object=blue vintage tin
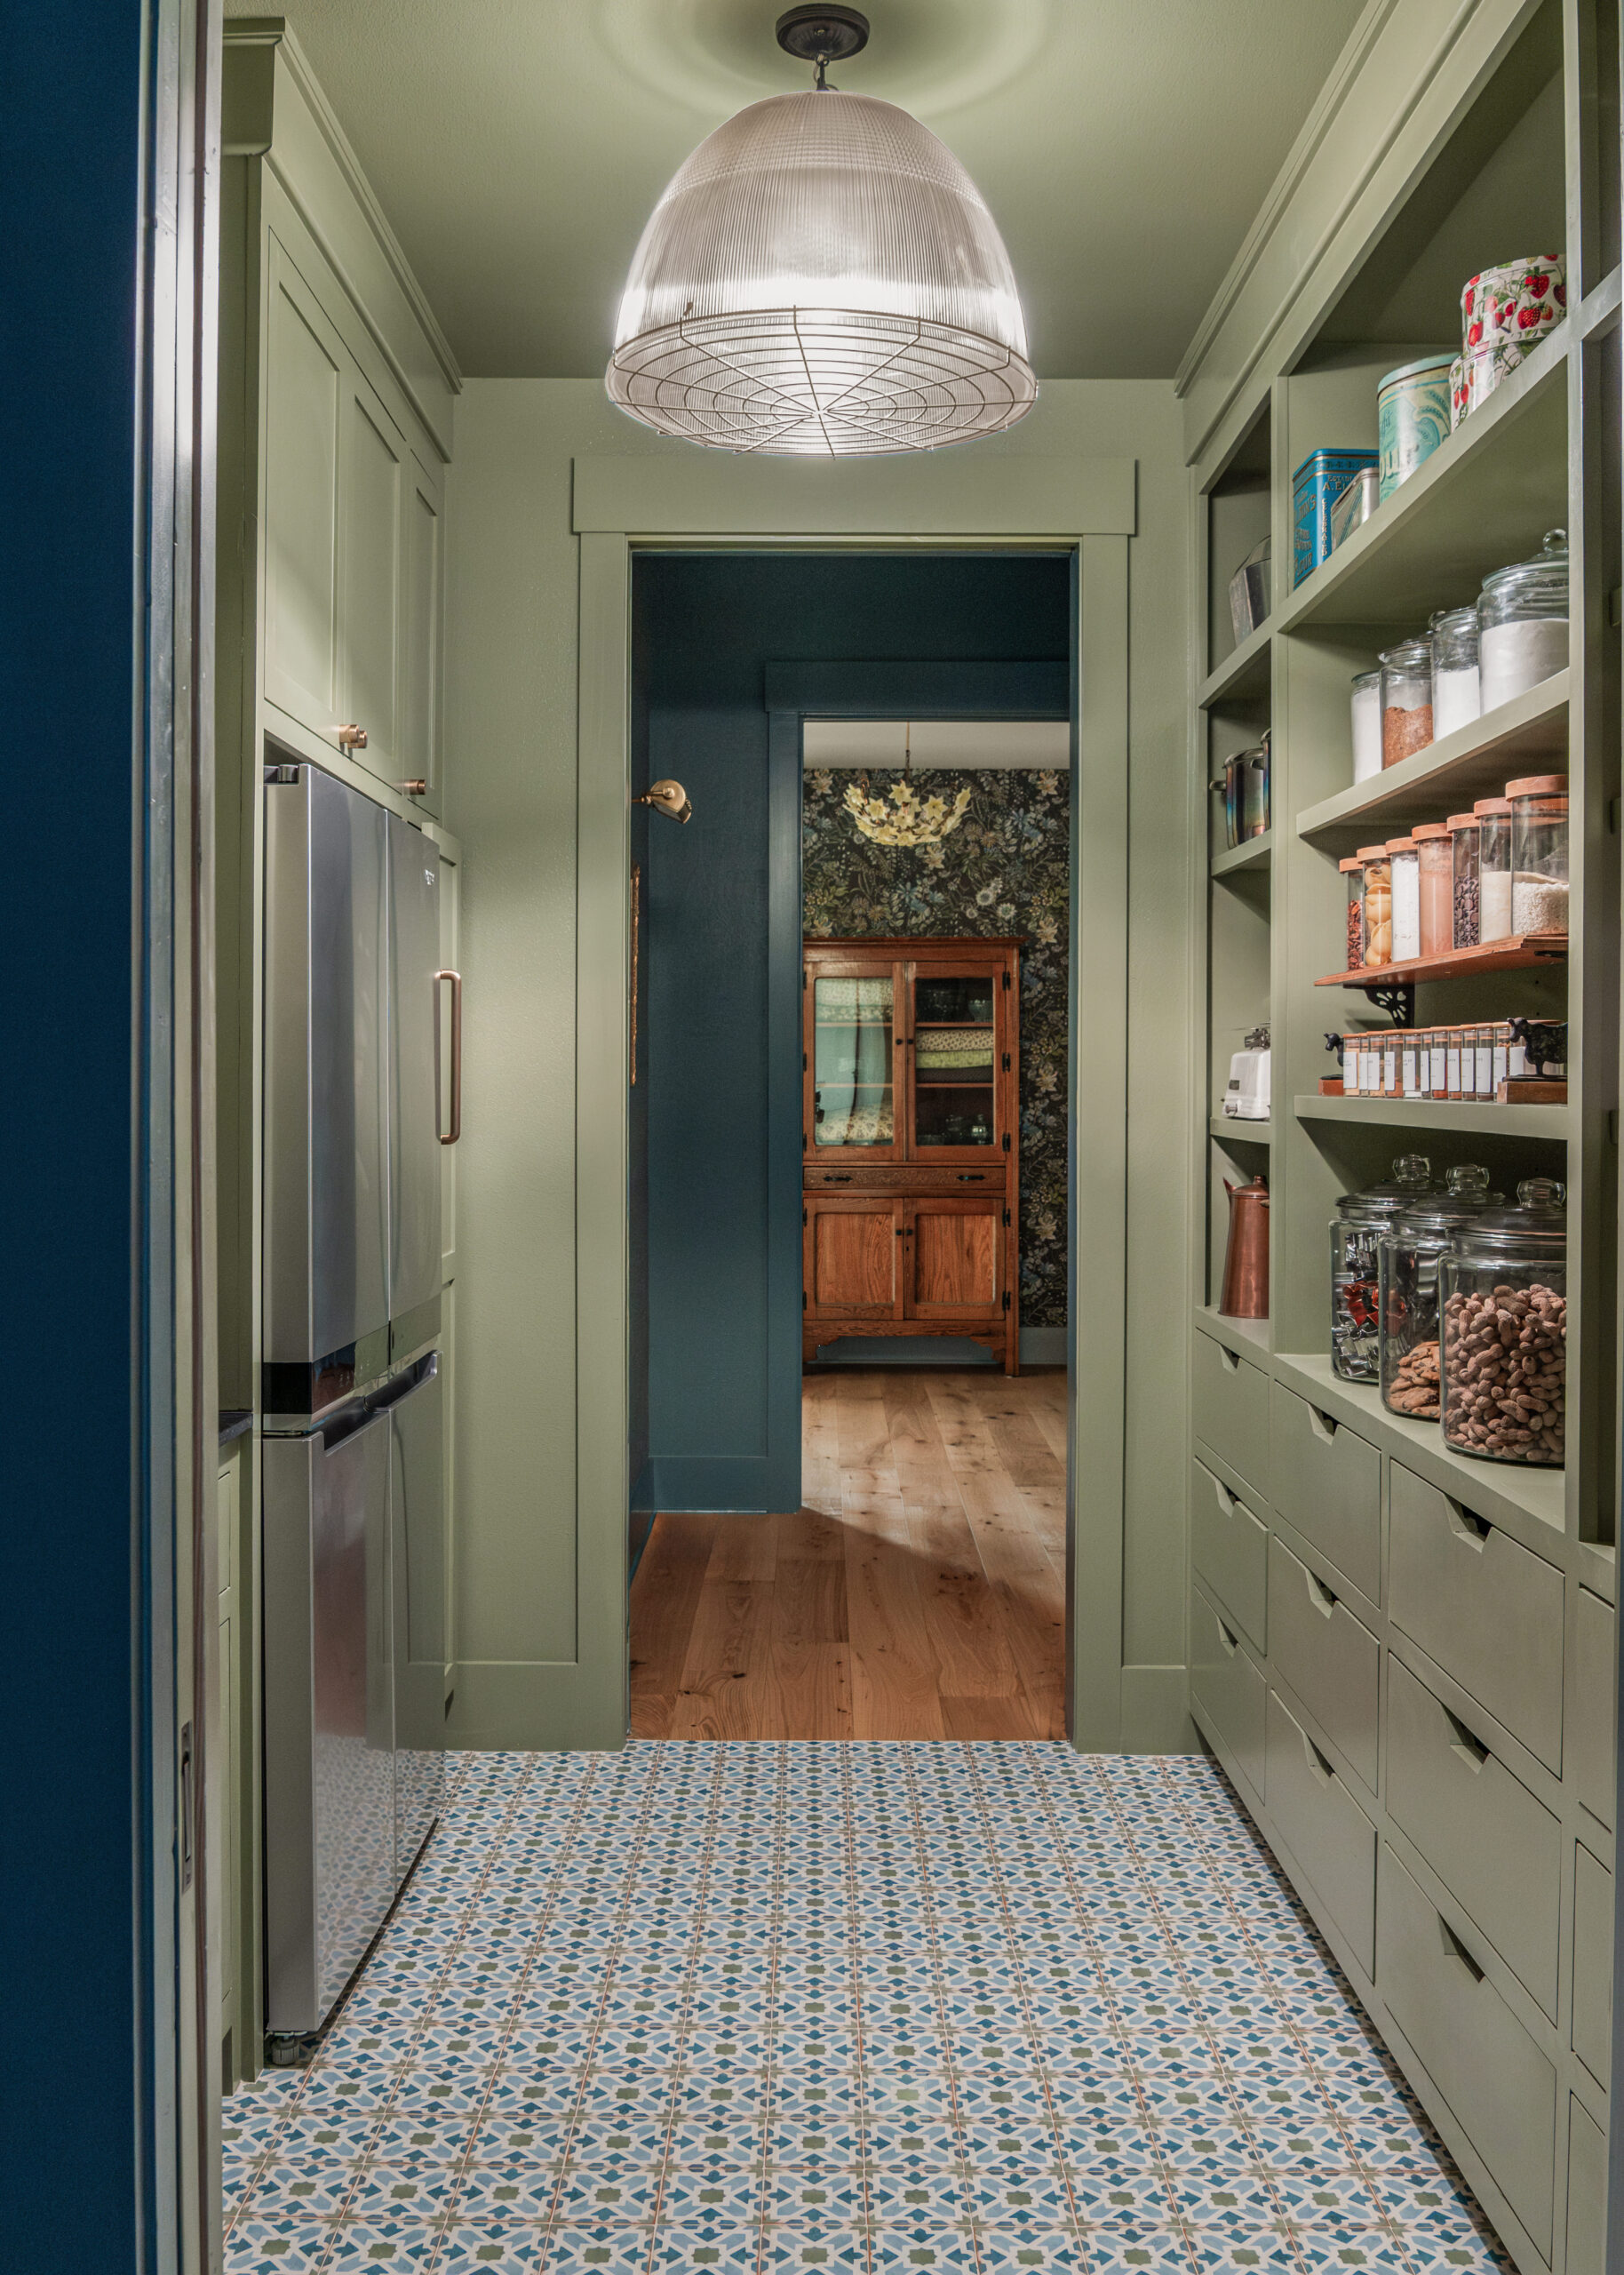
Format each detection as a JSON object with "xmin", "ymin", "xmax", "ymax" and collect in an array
[
  {"xmin": 1292, "ymin": 448, "xmax": 1378, "ymax": 587},
  {"xmin": 1377, "ymin": 355, "xmax": 1454, "ymax": 499}
]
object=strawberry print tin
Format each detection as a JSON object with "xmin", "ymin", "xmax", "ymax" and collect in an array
[{"xmin": 1461, "ymin": 256, "xmax": 1565, "ymax": 355}]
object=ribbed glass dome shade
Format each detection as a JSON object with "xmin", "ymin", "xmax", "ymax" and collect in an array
[{"xmin": 607, "ymin": 91, "xmax": 1036, "ymax": 457}]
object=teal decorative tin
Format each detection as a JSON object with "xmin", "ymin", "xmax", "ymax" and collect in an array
[
  {"xmin": 1292, "ymin": 449, "xmax": 1378, "ymax": 587},
  {"xmin": 1377, "ymin": 355, "xmax": 1453, "ymax": 499}
]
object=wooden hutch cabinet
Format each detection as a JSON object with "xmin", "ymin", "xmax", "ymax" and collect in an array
[{"xmin": 802, "ymin": 937, "xmax": 1021, "ymax": 1373}]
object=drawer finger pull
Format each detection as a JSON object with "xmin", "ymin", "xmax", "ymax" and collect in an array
[
  {"xmin": 1303, "ymin": 1569, "xmax": 1338, "ymax": 1619},
  {"xmin": 1301, "ymin": 1729, "xmax": 1335, "ymax": 1788},
  {"xmin": 1442, "ymin": 1704, "xmax": 1489, "ymax": 1772},
  {"xmin": 1437, "ymin": 1913, "xmax": 1486, "ymax": 1984},
  {"xmin": 1211, "ymin": 1474, "xmax": 1236, "ymax": 1517},
  {"xmin": 1307, "ymin": 1405, "xmax": 1340, "ymax": 1444},
  {"xmin": 1444, "ymin": 1500, "xmax": 1491, "ymax": 1551},
  {"xmin": 1216, "ymin": 1618, "xmax": 1240, "ymax": 1658},
  {"xmin": 1218, "ymin": 1347, "xmax": 1241, "ymax": 1376}
]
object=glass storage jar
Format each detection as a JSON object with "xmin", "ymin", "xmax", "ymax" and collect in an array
[
  {"xmin": 1379, "ymin": 1166, "xmax": 1496, "ymax": 1419},
  {"xmin": 1508, "ymin": 773, "xmax": 1570, "ymax": 934},
  {"xmin": 1341, "ymin": 856, "xmax": 1365, "ymax": 969},
  {"xmin": 1449, "ymin": 811, "xmax": 1480, "ymax": 947},
  {"xmin": 1430, "ymin": 605, "xmax": 1482, "ymax": 738},
  {"xmin": 1413, "ymin": 823, "xmax": 1452, "ymax": 958},
  {"xmin": 1439, "ymin": 1178, "xmax": 1567, "ymax": 1465},
  {"xmin": 1388, "ymin": 836, "xmax": 1421, "ymax": 962},
  {"xmin": 1475, "ymin": 796, "xmax": 1513, "ymax": 940},
  {"xmin": 1380, "ymin": 636, "xmax": 1435, "ymax": 766},
  {"xmin": 1350, "ymin": 668, "xmax": 1382, "ymax": 782},
  {"xmin": 1359, "ymin": 843, "xmax": 1392, "ymax": 966},
  {"xmin": 1330, "ymin": 1153, "xmax": 1435, "ymax": 1382},
  {"xmin": 1478, "ymin": 531, "xmax": 1568, "ymax": 710}
]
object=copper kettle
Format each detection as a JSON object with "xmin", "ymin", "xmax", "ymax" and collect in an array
[{"xmin": 1220, "ymin": 1174, "xmax": 1270, "ymax": 1319}]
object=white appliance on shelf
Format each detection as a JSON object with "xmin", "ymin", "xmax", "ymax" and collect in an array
[{"xmin": 1223, "ymin": 1026, "xmax": 1271, "ymax": 1122}]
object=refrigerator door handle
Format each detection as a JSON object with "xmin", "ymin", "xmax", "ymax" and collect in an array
[{"xmin": 435, "ymin": 970, "xmax": 462, "ymax": 1145}]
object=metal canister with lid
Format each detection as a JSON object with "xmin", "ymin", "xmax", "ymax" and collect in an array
[
  {"xmin": 1330, "ymin": 1153, "xmax": 1435, "ymax": 1382},
  {"xmin": 1378, "ymin": 1166, "xmax": 1496, "ymax": 1419},
  {"xmin": 1439, "ymin": 1179, "xmax": 1567, "ymax": 1465}
]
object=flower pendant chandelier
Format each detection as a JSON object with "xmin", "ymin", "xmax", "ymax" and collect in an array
[
  {"xmin": 606, "ymin": 7, "xmax": 1036, "ymax": 458},
  {"xmin": 844, "ymin": 724, "xmax": 972, "ymax": 848}
]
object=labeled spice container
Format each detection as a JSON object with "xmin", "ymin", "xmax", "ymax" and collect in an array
[
  {"xmin": 1382, "ymin": 1031, "xmax": 1401, "ymax": 1097},
  {"xmin": 1380, "ymin": 636, "xmax": 1434, "ymax": 766},
  {"xmin": 1508, "ymin": 774, "xmax": 1570, "ymax": 934},
  {"xmin": 1448, "ymin": 811, "xmax": 1480, "ymax": 947},
  {"xmin": 1478, "ymin": 530, "xmax": 1569, "ymax": 710},
  {"xmin": 1413, "ymin": 823, "xmax": 1452, "ymax": 958},
  {"xmin": 1475, "ymin": 796, "xmax": 1513, "ymax": 940},
  {"xmin": 1446, "ymin": 1024, "xmax": 1465, "ymax": 1099},
  {"xmin": 1389, "ymin": 836, "xmax": 1421, "ymax": 962},
  {"xmin": 1331, "ymin": 1154, "xmax": 1435, "ymax": 1382},
  {"xmin": 1341, "ymin": 856, "xmax": 1365, "ymax": 969},
  {"xmin": 1359, "ymin": 843, "xmax": 1392, "ymax": 965},
  {"xmin": 1379, "ymin": 1165, "xmax": 1496, "ymax": 1419},
  {"xmin": 1439, "ymin": 1178, "xmax": 1567, "ymax": 1465},
  {"xmin": 1430, "ymin": 605, "xmax": 1482, "ymax": 738},
  {"xmin": 1427, "ymin": 1026, "xmax": 1447, "ymax": 1098},
  {"xmin": 1491, "ymin": 1018, "xmax": 1511, "ymax": 1092},
  {"xmin": 1350, "ymin": 668, "xmax": 1382, "ymax": 782},
  {"xmin": 1401, "ymin": 1031, "xmax": 1421, "ymax": 1098}
]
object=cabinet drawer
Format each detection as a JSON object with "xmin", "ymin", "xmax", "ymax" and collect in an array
[
  {"xmin": 1268, "ymin": 1537, "xmax": 1379, "ymax": 1792},
  {"xmin": 1386, "ymin": 1656, "xmax": 1560, "ymax": 2018},
  {"xmin": 804, "ymin": 1164, "xmax": 1006, "ymax": 1194},
  {"xmin": 1190, "ymin": 1458, "xmax": 1267, "ymax": 1651},
  {"xmin": 217, "ymin": 1458, "xmax": 238, "ymax": 1600},
  {"xmin": 1190, "ymin": 1583, "xmax": 1264, "ymax": 1796},
  {"xmin": 1269, "ymin": 1385, "xmax": 1380, "ymax": 1601},
  {"xmin": 1192, "ymin": 1330, "xmax": 1269, "ymax": 1496},
  {"xmin": 1572, "ymin": 1845, "xmax": 1612, "ymax": 2091},
  {"xmin": 1389, "ymin": 1463, "xmax": 1564, "ymax": 1772},
  {"xmin": 1377, "ymin": 1845, "xmax": 1556, "ymax": 2254},
  {"xmin": 1265, "ymin": 1689, "xmax": 1375, "ymax": 1976},
  {"xmin": 1567, "ymin": 2095, "xmax": 1607, "ymax": 2275},
  {"xmin": 1572, "ymin": 1589, "xmax": 1614, "ymax": 1829}
]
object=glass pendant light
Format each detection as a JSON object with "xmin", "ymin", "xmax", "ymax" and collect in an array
[{"xmin": 606, "ymin": 7, "xmax": 1036, "ymax": 458}]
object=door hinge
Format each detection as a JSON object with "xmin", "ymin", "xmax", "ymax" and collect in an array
[
  {"xmin": 802, "ymin": 1291, "xmax": 808, "ymax": 1310},
  {"xmin": 1002, "ymin": 1208, "xmax": 1011, "ymax": 1226},
  {"xmin": 1002, "ymin": 1132, "xmax": 1011, "ymax": 1152},
  {"xmin": 1002, "ymin": 1052, "xmax": 1011, "ymax": 1070},
  {"xmin": 802, "ymin": 1206, "xmax": 808, "ymax": 1226},
  {"xmin": 1002, "ymin": 1290, "xmax": 1011, "ymax": 1311}
]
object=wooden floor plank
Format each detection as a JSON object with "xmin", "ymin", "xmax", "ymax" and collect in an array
[{"xmin": 628, "ymin": 1513, "xmax": 718, "ymax": 1738}]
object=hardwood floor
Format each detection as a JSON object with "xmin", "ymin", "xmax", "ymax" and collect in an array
[{"xmin": 629, "ymin": 1369, "xmax": 1068, "ymax": 1742}]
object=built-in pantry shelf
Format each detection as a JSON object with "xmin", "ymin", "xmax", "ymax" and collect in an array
[
  {"xmin": 1198, "ymin": 623, "xmax": 1270, "ymax": 710},
  {"xmin": 1211, "ymin": 830, "xmax": 1271, "ymax": 879},
  {"xmin": 1209, "ymin": 1115, "xmax": 1271, "ymax": 1142},
  {"xmin": 1315, "ymin": 933, "xmax": 1567, "ymax": 988},
  {"xmin": 1295, "ymin": 675, "xmax": 1569, "ymax": 847},
  {"xmin": 1294, "ymin": 1091, "xmax": 1569, "ymax": 1138},
  {"xmin": 1192, "ymin": 1303, "xmax": 1269, "ymax": 1359}
]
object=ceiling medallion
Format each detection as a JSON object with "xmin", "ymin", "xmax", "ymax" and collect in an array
[
  {"xmin": 605, "ymin": 6, "xmax": 1036, "ymax": 458},
  {"xmin": 844, "ymin": 724, "xmax": 972, "ymax": 847}
]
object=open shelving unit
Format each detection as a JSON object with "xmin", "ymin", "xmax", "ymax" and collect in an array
[{"xmin": 1184, "ymin": 8, "xmax": 1620, "ymax": 2273}]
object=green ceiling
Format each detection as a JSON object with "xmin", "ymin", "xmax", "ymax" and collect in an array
[{"xmin": 228, "ymin": 0, "xmax": 1366, "ymax": 379}]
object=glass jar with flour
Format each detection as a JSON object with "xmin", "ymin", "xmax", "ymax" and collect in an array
[
  {"xmin": 1475, "ymin": 796, "xmax": 1513, "ymax": 941},
  {"xmin": 1429, "ymin": 606, "xmax": 1481, "ymax": 738},
  {"xmin": 1478, "ymin": 531, "xmax": 1568, "ymax": 710}
]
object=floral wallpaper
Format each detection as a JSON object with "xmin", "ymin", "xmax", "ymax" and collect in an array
[{"xmin": 803, "ymin": 766, "xmax": 1070, "ymax": 1328}]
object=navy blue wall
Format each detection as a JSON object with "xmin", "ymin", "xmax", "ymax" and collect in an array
[
  {"xmin": 634, "ymin": 552, "xmax": 1071, "ymax": 1514},
  {"xmin": 3, "ymin": 5, "xmax": 151, "ymax": 2268}
]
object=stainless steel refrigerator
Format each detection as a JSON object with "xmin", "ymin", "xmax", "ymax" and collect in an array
[{"xmin": 260, "ymin": 762, "xmax": 456, "ymax": 2041}]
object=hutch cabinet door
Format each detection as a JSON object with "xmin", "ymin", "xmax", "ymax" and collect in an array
[
  {"xmin": 263, "ymin": 235, "xmax": 344, "ymax": 746},
  {"xmin": 398, "ymin": 446, "xmax": 444, "ymax": 814},
  {"xmin": 804, "ymin": 955, "xmax": 906, "ymax": 1164},
  {"xmin": 904, "ymin": 958, "xmax": 1014, "ymax": 1164},
  {"xmin": 804, "ymin": 1193, "xmax": 904, "ymax": 1321},
  {"xmin": 904, "ymin": 1196, "xmax": 1004, "ymax": 1321},
  {"xmin": 337, "ymin": 361, "xmax": 406, "ymax": 785}
]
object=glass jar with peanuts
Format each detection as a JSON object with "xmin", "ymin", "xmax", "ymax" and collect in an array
[{"xmin": 1439, "ymin": 1178, "xmax": 1567, "ymax": 1466}]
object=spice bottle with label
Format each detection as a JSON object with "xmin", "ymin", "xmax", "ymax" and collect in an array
[
  {"xmin": 1379, "ymin": 636, "xmax": 1435, "ymax": 766},
  {"xmin": 1449, "ymin": 810, "xmax": 1480, "ymax": 947},
  {"xmin": 1508, "ymin": 774, "xmax": 1570, "ymax": 935},
  {"xmin": 1413, "ymin": 822, "xmax": 1452, "ymax": 958},
  {"xmin": 1341, "ymin": 856, "xmax": 1365, "ymax": 969},
  {"xmin": 1359, "ymin": 843, "xmax": 1392, "ymax": 965},
  {"xmin": 1388, "ymin": 836, "xmax": 1421, "ymax": 962},
  {"xmin": 1475, "ymin": 796, "xmax": 1513, "ymax": 940}
]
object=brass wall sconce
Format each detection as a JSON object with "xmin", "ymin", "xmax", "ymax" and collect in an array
[{"xmin": 635, "ymin": 778, "xmax": 693, "ymax": 824}]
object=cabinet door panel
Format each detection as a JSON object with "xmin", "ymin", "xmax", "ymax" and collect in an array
[
  {"xmin": 264, "ymin": 239, "xmax": 343, "ymax": 738},
  {"xmin": 906, "ymin": 960, "xmax": 1006, "ymax": 1161},
  {"xmin": 908, "ymin": 1199, "xmax": 1000, "ymax": 1317},
  {"xmin": 805, "ymin": 958, "xmax": 904, "ymax": 1163},
  {"xmin": 805, "ymin": 1197, "xmax": 900, "ymax": 1317},
  {"xmin": 400, "ymin": 452, "xmax": 443, "ymax": 810},
  {"xmin": 339, "ymin": 368, "xmax": 404, "ymax": 778}
]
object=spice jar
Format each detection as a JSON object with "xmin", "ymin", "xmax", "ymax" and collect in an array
[
  {"xmin": 1380, "ymin": 636, "xmax": 1434, "ymax": 766},
  {"xmin": 1430, "ymin": 605, "xmax": 1482, "ymax": 738},
  {"xmin": 1401, "ymin": 1030, "xmax": 1421, "ymax": 1098},
  {"xmin": 1448, "ymin": 811, "xmax": 1480, "ymax": 947},
  {"xmin": 1439, "ymin": 1179, "xmax": 1567, "ymax": 1466},
  {"xmin": 1475, "ymin": 796, "xmax": 1513, "ymax": 941},
  {"xmin": 1359, "ymin": 843, "xmax": 1392, "ymax": 965},
  {"xmin": 1478, "ymin": 531, "xmax": 1568, "ymax": 710},
  {"xmin": 1379, "ymin": 1165, "xmax": 1496, "ymax": 1419},
  {"xmin": 1412, "ymin": 823, "xmax": 1452, "ymax": 959},
  {"xmin": 1388, "ymin": 836, "xmax": 1421, "ymax": 962},
  {"xmin": 1509, "ymin": 774, "xmax": 1570, "ymax": 934},
  {"xmin": 1341, "ymin": 856, "xmax": 1365, "ymax": 970},
  {"xmin": 1445, "ymin": 1024, "xmax": 1465, "ymax": 1099},
  {"xmin": 1427, "ymin": 1026, "xmax": 1447, "ymax": 1098},
  {"xmin": 1331, "ymin": 1154, "xmax": 1436, "ymax": 1382},
  {"xmin": 1350, "ymin": 668, "xmax": 1382, "ymax": 782}
]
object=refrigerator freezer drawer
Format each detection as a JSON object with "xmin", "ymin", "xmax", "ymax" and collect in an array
[{"xmin": 263, "ymin": 1407, "xmax": 396, "ymax": 2035}]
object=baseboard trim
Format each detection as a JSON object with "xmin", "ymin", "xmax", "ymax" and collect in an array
[{"xmin": 806, "ymin": 1327, "xmax": 1068, "ymax": 1369}]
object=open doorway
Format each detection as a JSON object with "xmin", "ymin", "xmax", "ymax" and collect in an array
[{"xmin": 626, "ymin": 552, "xmax": 1073, "ymax": 1741}]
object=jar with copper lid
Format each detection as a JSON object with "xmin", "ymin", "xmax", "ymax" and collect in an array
[
  {"xmin": 1388, "ymin": 835, "xmax": 1421, "ymax": 962},
  {"xmin": 1508, "ymin": 774, "xmax": 1569, "ymax": 934},
  {"xmin": 1379, "ymin": 636, "xmax": 1434, "ymax": 766},
  {"xmin": 1359, "ymin": 844, "xmax": 1392, "ymax": 965},
  {"xmin": 1448, "ymin": 811, "xmax": 1480, "ymax": 947},
  {"xmin": 1475, "ymin": 796, "xmax": 1513, "ymax": 940},
  {"xmin": 1413, "ymin": 823, "xmax": 1452, "ymax": 957},
  {"xmin": 1341, "ymin": 855, "xmax": 1365, "ymax": 969}
]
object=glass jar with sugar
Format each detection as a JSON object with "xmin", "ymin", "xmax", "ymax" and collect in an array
[
  {"xmin": 1478, "ymin": 531, "xmax": 1568, "ymax": 710},
  {"xmin": 1508, "ymin": 774, "xmax": 1569, "ymax": 934},
  {"xmin": 1429, "ymin": 605, "xmax": 1481, "ymax": 738},
  {"xmin": 1474, "ymin": 796, "xmax": 1513, "ymax": 940}
]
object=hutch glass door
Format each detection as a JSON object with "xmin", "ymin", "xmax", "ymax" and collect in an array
[
  {"xmin": 810, "ymin": 967, "xmax": 902, "ymax": 1159},
  {"xmin": 907, "ymin": 966, "xmax": 1000, "ymax": 1159}
]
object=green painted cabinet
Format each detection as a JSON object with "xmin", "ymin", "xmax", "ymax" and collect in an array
[{"xmin": 263, "ymin": 238, "xmax": 343, "ymax": 739}]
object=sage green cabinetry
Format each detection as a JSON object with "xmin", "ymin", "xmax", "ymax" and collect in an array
[
  {"xmin": 1189, "ymin": 1582, "xmax": 1265, "ymax": 1796},
  {"xmin": 1264, "ymin": 1688, "xmax": 1375, "ymax": 1975},
  {"xmin": 1571, "ymin": 1845, "xmax": 1612, "ymax": 2093},
  {"xmin": 1269, "ymin": 1385, "xmax": 1379, "ymax": 1601},
  {"xmin": 1571, "ymin": 1591, "xmax": 1615, "ymax": 1829},
  {"xmin": 1190, "ymin": 1457, "xmax": 1267, "ymax": 1651},
  {"xmin": 1191, "ymin": 1329, "xmax": 1268, "ymax": 1493},
  {"xmin": 1267, "ymin": 1536, "xmax": 1379, "ymax": 1792},
  {"xmin": 215, "ymin": 1449, "xmax": 242, "ymax": 2078},
  {"xmin": 1565, "ymin": 2098, "xmax": 1606, "ymax": 2275}
]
